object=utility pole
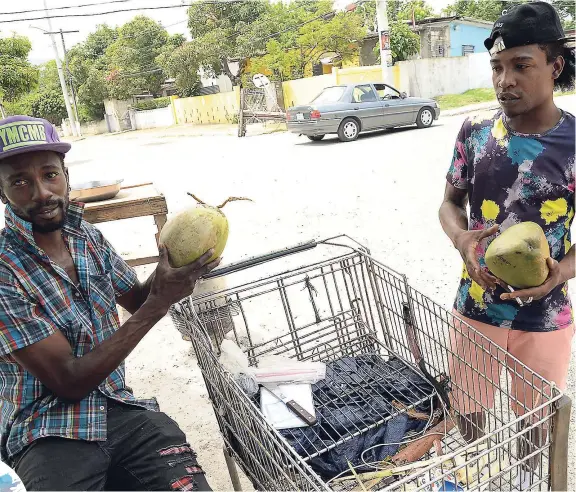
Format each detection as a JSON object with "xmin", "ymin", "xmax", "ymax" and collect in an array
[
  {"xmin": 376, "ymin": 0, "xmax": 392, "ymax": 82},
  {"xmin": 42, "ymin": 0, "xmax": 78, "ymax": 136},
  {"xmin": 58, "ymin": 29, "xmax": 81, "ymax": 136}
]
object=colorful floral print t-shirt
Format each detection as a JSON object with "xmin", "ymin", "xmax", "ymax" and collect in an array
[{"xmin": 447, "ymin": 110, "xmax": 575, "ymax": 332}]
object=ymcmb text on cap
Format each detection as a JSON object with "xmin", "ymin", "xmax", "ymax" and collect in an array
[{"xmin": 0, "ymin": 115, "xmax": 71, "ymax": 162}]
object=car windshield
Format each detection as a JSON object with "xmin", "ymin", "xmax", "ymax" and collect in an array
[{"xmin": 311, "ymin": 86, "xmax": 346, "ymax": 104}]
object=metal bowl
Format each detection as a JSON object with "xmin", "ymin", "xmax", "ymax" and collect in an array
[{"xmin": 70, "ymin": 179, "xmax": 124, "ymax": 203}]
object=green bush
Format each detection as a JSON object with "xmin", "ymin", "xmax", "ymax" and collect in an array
[
  {"xmin": 30, "ymin": 90, "xmax": 67, "ymax": 125},
  {"xmin": 132, "ymin": 97, "xmax": 171, "ymax": 111},
  {"xmin": 3, "ymin": 93, "xmax": 35, "ymax": 116}
]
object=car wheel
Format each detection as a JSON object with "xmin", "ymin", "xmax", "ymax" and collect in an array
[
  {"xmin": 416, "ymin": 107, "xmax": 434, "ymax": 128},
  {"xmin": 338, "ymin": 118, "xmax": 360, "ymax": 142},
  {"xmin": 307, "ymin": 135, "xmax": 325, "ymax": 141}
]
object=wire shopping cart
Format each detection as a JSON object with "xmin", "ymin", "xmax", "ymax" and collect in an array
[{"xmin": 170, "ymin": 236, "xmax": 571, "ymax": 492}]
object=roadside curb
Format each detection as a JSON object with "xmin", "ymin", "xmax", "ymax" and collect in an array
[
  {"xmin": 442, "ymin": 102, "xmax": 499, "ymax": 117},
  {"xmin": 61, "ymin": 136, "xmax": 87, "ymax": 143}
]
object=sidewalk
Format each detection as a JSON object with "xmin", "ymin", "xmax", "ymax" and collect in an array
[
  {"xmin": 68, "ymin": 97, "xmax": 572, "ymax": 142},
  {"xmin": 123, "ymin": 121, "xmax": 286, "ymax": 139},
  {"xmin": 62, "ymin": 104, "xmax": 497, "ymax": 144},
  {"xmin": 60, "ymin": 135, "xmax": 87, "ymax": 143},
  {"xmin": 139, "ymin": 123, "xmax": 238, "ymax": 138},
  {"xmin": 132, "ymin": 104, "xmax": 495, "ymax": 139},
  {"xmin": 439, "ymin": 90, "xmax": 574, "ymax": 117}
]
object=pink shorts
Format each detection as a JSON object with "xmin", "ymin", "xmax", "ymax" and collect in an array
[{"xmin": 448, "ymin": 310, "xmax": 575, "ymax": 417}]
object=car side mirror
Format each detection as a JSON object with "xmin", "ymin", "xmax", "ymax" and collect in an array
[{"xmin": 401, "ymin": 92, "xmax": 407, "ymax": 99}]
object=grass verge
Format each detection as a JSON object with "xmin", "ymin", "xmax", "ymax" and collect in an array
[
  {"xmin": 434, "ymin": 89, "xmax": 495, "ymax": 110},
  {"xmin": 435, "ymin": 87, "xmax": 574, "ymax": 110}
]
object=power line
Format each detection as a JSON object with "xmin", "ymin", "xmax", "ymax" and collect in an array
[
  {"xmin": 0, "ymin": 0, "xmax": 129, "ymax": 16},
  {"xmin": 1, "ymin": 4, "xmax": 189, "ymax": 24},
  {"xmin": 250, "ymin": 11, "xmax": 336, "ymax": 43},
  {"xmin": 226, "ymin": 7, "xmax": 339, "ymax": 45},
  {"xmin": 119, "ymin": 67, "xmax": 163, "ymax": 77},
  {"xmin": 0, "ymin": 1, "xmax": 243, "ymax": 24},
  {"xmin": 122, "ymin": 19, "xmax": 188, "ymax": 38}
]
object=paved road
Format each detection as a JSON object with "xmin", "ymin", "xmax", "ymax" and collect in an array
[{"xmin": 61, "ymin": 96, "xmax": 576, "ymax": 490}]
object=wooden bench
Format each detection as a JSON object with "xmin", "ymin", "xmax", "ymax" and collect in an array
[{"xmin": 82, "ymin": 183, "xmax": 168, "ymax": 267}]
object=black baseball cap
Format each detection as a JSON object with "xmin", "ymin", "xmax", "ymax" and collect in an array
[{"xmin": 484, "ymin": 1, "xmax": 569, "ymax": 55}]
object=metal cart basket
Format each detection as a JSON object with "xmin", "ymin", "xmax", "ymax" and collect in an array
[{"xmin": 170, "ymin": 236, "xmax": 571, "ymax": 492}]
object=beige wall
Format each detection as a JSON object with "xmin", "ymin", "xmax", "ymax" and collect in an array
[
  {"xmin": 103, "ymin": 99, "xmax": 131, "ymax": 132},
  {"xmin": 172, "ymin": 87, "xmax": 240, "ymax": 125},
  {"xmin": 396, "ymin": 52, "xmax": 491, "ymax": 99},
  {"xmin": 79, "ymin": 119, "xmax": 109, "ymax": 136},
  {"xmin": 165, "ymin": 54, "xmax": 492, "ymax": 125},
  {"xmin": 281, "ymin": 54, "xmax": 491, "ymax": 107},
  {"xmin": 281, "ymin": 66, "xmax": 397, "ymax": 107},
  {"xmin": 281, "ymin": 74, "xmax": 335, "ymax": 109}
]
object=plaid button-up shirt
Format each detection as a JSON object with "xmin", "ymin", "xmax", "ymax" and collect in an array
[{"xmin": 0, "ymin": 202, "xmax": 158, "ymax": 462}]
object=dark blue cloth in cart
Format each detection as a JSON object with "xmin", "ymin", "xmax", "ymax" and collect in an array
[{"xmin": 277, "ymin": 356, "xmax": 435, "ymax": 480}]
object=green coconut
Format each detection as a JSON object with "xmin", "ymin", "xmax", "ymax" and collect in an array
[
  {"xmin": 485, "ymin": 222, "xmax": 550, "ymax": 289},
  {"xmin": 159, "ymin": 194, "xmax": 251, "ymax": 268}
]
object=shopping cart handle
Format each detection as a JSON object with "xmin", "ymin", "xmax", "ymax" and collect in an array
[{"xmin": 203, "ymin": 240, "xmax": 318, "ymax": 279}]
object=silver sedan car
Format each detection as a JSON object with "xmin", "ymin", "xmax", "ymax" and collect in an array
[{"xmin": 286, "ymin": 82, "xmax": 440, "ymax": 142}]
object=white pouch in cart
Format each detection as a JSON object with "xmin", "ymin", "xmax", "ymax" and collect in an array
[
  {"xmin": 253, "ymin": 356, "xmax": 326, "ymax": 385},
  {"xmin": 260, "ymin": 383, "xmax": 315, "ymax": 429}
]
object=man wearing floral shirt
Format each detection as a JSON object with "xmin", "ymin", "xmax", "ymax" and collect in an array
[{"xmin": 439, "ymin": 3, "xmax": 574, "ymax": 488}]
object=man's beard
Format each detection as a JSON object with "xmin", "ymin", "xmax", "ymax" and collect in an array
[
  {"xmin": 28, "ymin": 198, "xmax": 68, "ymax": 233},
  {"xmin": 32, "ymin": 216, "xmax": 67, "ymax": 233}
]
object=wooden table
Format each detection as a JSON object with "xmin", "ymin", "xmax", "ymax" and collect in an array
[{"xmin": 82, "ymin": 183, "xmax": 168, "ymax": 267}]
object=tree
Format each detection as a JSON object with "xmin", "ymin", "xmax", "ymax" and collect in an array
[
  {"xmin": 104, "ymin": 16, "xmax": 170, "ymax": 99},
  {"xmin": 156, "ymin": 43, "xmax": 202, "ymax": 97},
  {"xmin": 371, "ymin": 21, "xmax": 421, "ymax": 63},
  {"xmin": 30, "ymin": 90, "xmax": 67, "ymax": 124},
  {"xmin": 390, "ymin": 0, "xmax": 435, "ymax": 23},
  {"xmin": 443, "ymin": 0, "xmax": 574, "ymax": 27},
  {"xmin": 249, "ymin": 2, "xmax": 366, "ymax": 80},
  {"xmin": 390, "ymin": 21, "xmax": 421, "ymax": 61},
  {"xmin": 354, "ymin": 0, "xmax": 431, "ymax": 63},
  {"xmin": 67, "ymin": 25, "xmax": 118, "ymax": 121},
  {"xmin": 552, "ymin": 0, "xmax": 575, "ymax": 27},
  {"xmin": 355, "ymin": 0, "xmax": 435, "ymax": 31},
  {"xmin": 442, "ymin": 0, "xmax": 516, "ymax": 21},
  {"xmin": 2, "ymin": 92, "xmax": 36, "ymax": 118},
  {"xmin": 0, "ymin": 34, "xmax": 38, "ymax": 107},
  {"xmin": 79, "ymin": 24, "xmax": 118, "ymax": 61},
  {"xmin": 38, "ymin": 60, "xmax": 62, "ymax": 93},
  {"xmin": 76, "ymin": 69, "xmax": 108, "ymax": 121},
  {"xmin": 186, "ymin": 1, "xmax": 271, "ymax": 86},
  {"xmin": 9, "ymin": 61, "xmax": 67, "ymax": 123}
]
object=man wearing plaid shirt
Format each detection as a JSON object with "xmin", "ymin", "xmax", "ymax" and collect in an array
[{"xmin": 0, "ymin": 115, "xmax": 219, "ymax": 491}]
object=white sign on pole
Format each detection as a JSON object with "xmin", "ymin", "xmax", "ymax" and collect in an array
[{"xmin": 252, "ymin": 74, "xmax": 270, "ymax": 88}]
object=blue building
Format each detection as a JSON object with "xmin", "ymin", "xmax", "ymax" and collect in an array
[{"xmin": 414, "ymin": 17, "xmax": 494, "ymax": 58}]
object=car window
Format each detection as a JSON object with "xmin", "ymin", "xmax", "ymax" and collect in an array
[
  {"xmin": 374, "ymin": 84, "xmax": 401, "ymax": 100},
  {"xmin": 351, "ymin": 85, "xmax": 378, "ymax": 103},
  {"xmin": 311, "ymin": 86, "xmax": 346, "ymax": 104}
]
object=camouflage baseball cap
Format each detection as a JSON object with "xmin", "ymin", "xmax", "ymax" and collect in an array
[{"xmin": 0, "ymin": 115, "xmax": 71, "ymax": 161}]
